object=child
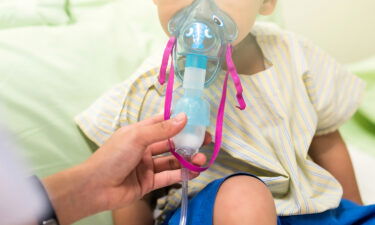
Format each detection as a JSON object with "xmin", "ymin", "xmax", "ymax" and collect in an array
[{"xmin": 76, "ymin": 0, "xmax": 375, "ymax": 224}]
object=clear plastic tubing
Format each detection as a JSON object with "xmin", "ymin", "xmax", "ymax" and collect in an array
[
  {"xmin": 172, "ymin": 54, "xmax": 210, "ymax": 225},
  {"xmin": 180, "ymin": 158, "xmax": 190, "ymax": 225}
]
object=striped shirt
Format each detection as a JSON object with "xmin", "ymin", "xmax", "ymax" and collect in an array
[{"xmin": 75, "ymin": 23, "xmax": 365, "ymax": 220}]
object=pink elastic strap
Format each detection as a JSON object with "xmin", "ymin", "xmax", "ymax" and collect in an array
[
  {"xmin": 226, "ymin": 44, "xmax": 246, "ymax": 110},
  {"xmin": 164, "ymin": 56, "xmax": 175, "ymax": 120},
  {"xmin": 159, "ymin": 37, "xmax": 176, "ymax": 85}
]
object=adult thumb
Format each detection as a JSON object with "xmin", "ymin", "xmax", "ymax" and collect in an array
[{"xmin": 134, "ymin": 113, "xmax": 187, "ymax": 147}]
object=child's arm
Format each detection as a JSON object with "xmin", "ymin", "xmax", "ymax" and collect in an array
[
  {"xmin": 308, "ymin": 130, "xmax": 363, "ymax": 205},
  {"xmin": 112, "ymin": 198, "xmax": 154, "ymax": 225}
]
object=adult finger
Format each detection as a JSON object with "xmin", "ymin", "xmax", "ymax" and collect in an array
[
  {"xmin": 131, "ymin": 114, "xmax": 164, "ymax": 128},
  {"xmin": 149, "ymin": 132, "xmax": 212, "ymax": 157},
  {"xmin": 191, "ymin": 153, "xmax": 207, "ymax": 167},
  {"xmin": 148, "ymin": 140, "xmax": 171, "ymax": 156},
  {"xmin": 133, "ymin": 113, "xmax": 187, "ymax": 148},
  {"xmin": 152, "ymin": 169, "xmax": 201, "ymax": 191},
  {"xmin": 153, "ymin": 153, "xmax": 207, "ymax": 173},
  {"xmin": 117, "ymin": 114, "xmax": 164, "ymax": 135},
  {"xmin": 153, "ymin": 155, "xmax": 180, "ymax": 173}
]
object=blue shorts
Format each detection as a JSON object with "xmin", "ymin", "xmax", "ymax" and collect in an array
[{"xmin": 164, "ymin": 173, "xmax": 375, "ymax": 225}]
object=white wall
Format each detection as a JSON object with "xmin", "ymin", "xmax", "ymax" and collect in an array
[{"xmin": 280, "ymin": 0, "xmax": 375, "ymax": 63}]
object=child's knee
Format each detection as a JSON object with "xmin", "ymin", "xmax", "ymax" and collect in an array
[
  {"xmin": 219, "ymin": 175, "xmax": 273, "ymax": 204},
  {"xmin": 214, "ymin": 175, "xmax": 276, "ymax": 225}
]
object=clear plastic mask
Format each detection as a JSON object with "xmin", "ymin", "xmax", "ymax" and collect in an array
[{"xmin": 168, "ymin": 0, "xmax": 238, "ymax": 87}]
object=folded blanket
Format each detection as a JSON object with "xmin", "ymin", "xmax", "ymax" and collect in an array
[{"xmin": 0, "ymin": 0, "xmax": 71, "ymax": 28}]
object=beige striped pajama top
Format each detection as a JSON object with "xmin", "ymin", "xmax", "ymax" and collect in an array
[{"xmin": 75, "ymin": 23, "xmax": 365, "ymax": 220}]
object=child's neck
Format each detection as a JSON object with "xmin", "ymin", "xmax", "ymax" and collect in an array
[{"xmin": 229, "ymin": 34, "xmax": 266, "ymax": 76}]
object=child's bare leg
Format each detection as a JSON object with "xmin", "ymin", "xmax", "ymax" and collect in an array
[
  {"xmin": 214, "ymin": 176, "xmax": 277, "ymax": 225},
  {"xmin": 112, "ymin": 199, "xmax": 154, "ymax": 225}
]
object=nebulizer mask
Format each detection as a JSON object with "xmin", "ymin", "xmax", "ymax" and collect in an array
[{"xmin": 158, "ymin": 0, "xmax": 246, "ymax": 224}]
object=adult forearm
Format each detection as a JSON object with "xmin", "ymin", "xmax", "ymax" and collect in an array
[
  {"xmin": 42, "ymin": 163, "xmax": 105, "ymax": 225},
  {"xmin": 308, "ymin": 131, "xmax": 363, "ymax": 205}
]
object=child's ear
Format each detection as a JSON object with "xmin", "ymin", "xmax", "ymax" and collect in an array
[{"xmin": 259, "ymin": 0, "xmax": 277, "ymax": 15}]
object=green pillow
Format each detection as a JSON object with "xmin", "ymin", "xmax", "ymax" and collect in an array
[{"xmin": 0, "ymin": 0, "xmax": 72, "ymax": 28}]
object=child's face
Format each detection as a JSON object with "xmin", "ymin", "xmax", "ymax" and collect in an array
[{"xmin": 153, "ymin": 0, "xmax": 277, "ymax": 45}]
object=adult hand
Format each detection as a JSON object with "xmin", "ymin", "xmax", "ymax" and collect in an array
[{"xmin": 42, "ymin": 113, "xmax": 210, "ymax": 225}]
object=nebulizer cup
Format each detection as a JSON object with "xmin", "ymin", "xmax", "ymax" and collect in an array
[{"xmin": 173, "ymin": 57, "xmax": 210, "ymax": 155}]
